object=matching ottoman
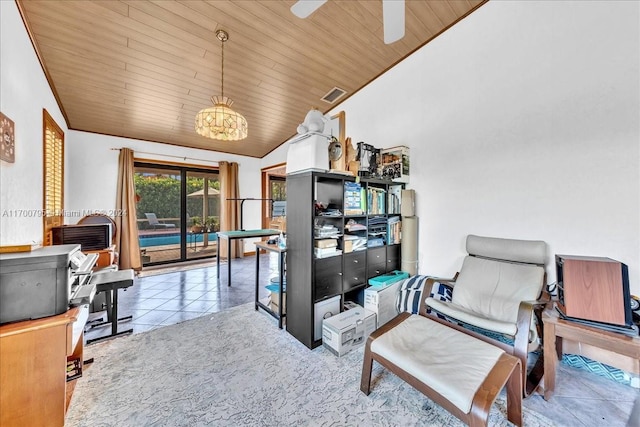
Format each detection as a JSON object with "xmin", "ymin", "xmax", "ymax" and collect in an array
[{"xmin": 361, "ymin": 313, "xmax": 522, "ymax": 426}]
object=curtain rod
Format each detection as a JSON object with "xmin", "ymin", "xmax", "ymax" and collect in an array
[{"xmin": 110, "ymin": 148, "xmax": 221, "ymax": 165}]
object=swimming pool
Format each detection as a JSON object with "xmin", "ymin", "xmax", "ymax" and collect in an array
[{"xmin": 139, "ymin": 232, "xmax": 218, "ymax": 248}]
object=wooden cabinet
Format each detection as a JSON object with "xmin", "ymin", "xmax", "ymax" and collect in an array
[
  {"xmin": 365, "ymin": 245, "xmax": 401, "ymax": 279},
  {"xmin": 314, "ymin": 257, "xmax": 343, "ymax": 300},
  {"xmin": 0, "ymin": 306, "xmax": 87, "ymax": 427},
  {"xmin": 343, "ymin": 252, "xmax": 366, "ymax": 292},
  {"xmin": 286, "ymin": 171, "xmax": 404, "ymax": 349}
]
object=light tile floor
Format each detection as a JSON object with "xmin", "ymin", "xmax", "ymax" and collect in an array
[{"xmin": 85, "ymin": 252, "xmax": 640, "ymax": 427}]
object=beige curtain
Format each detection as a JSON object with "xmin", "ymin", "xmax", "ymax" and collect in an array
[
  {"xmin": 115, "ymin": 148, "xmax": 142, "ymax": 270},
  {"xmin": 219, "ymin": 161, "xmax": 243, "ymax": 259}
]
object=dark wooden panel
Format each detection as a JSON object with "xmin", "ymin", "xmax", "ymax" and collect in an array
[
  {"xmin": 343, "ymin": 251, "xmax": 366, "ymax": 292},
  {"xmin": 285, "ymin": 173, "xmax": 315, "ymax": 348},
  {"xmin": 314, "ymin": 256, "xmax": 343, "ymax": 301},
  {"xmin": 367, "ymin": 246, "xmax": 386, "ymax": 278},
  {"xmin": 386, "ymin": 244, "xmax": 401, "ymax": 272},
  {"xmin": 315, "ymin": 178, "xmax": 344, "ymax": 210}
]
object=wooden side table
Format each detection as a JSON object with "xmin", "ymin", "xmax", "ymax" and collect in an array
[{"xmin": 542, "ymin": 308, "xmax": 640, "ymax": 400}]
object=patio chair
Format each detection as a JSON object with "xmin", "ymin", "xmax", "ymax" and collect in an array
[{"xmin": 145, "ymin": 213, "xmax": 176, "ymax": 229}]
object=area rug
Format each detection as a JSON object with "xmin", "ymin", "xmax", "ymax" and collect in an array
[{"xmin": 66, "ymin": 304, "xmax": 557, "ymax": 426}]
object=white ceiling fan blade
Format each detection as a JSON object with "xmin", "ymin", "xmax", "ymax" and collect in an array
[
  {"xmin": 291, "ymin": 0, "xmax": 328, "ymax": 19},
  {"xmin": 382, "ymin": 0, "xmax": 405, "ymax": 44}
]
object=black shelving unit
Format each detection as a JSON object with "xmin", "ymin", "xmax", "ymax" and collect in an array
[{"xmin": 286, "ymin": 171, "xmax": 404, "ymax": 349}]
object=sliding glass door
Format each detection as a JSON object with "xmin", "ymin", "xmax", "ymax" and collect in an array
[
  {"xmin": 186, "ymin": 170, "xmax": 220, "ymax": 260},
  {"xmin": 134, "ymin": 162, "xmax": 219, "ymax": 267}
]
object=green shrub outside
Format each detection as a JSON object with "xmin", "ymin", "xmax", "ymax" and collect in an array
[{"xmin": 134, "ymin": 175, "xmax": 220, "ymax": 228}]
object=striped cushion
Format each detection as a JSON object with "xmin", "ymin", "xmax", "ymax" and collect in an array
[{"xmin": 396, "ymin": 276, "xmax": 453, "ymax": 316}]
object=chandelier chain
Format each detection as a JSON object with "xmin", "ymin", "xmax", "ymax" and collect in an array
[{"xmin": 220, "ymin": 35, "xmax": 224, "ymax": 99}]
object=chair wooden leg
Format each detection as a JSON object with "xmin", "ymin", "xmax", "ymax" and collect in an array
[
  {"xmin": 526, "ymin": 353, "xmax": 545, "ymax": 396},
  {"xmin": 507, "ymin": 359, "xmax": 523, "ymax": 427},
  {"xmin": 360, "ymin": 343, "xmax": 373, "ymax": 395}
]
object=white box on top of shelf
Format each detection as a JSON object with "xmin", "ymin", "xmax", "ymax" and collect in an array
[
  {"xmin": 322, "ymin": 305, "xmax": 376, "ymax": 356},
  {"xmin": 314, "ymin": 295, "xmax": 341, "ymax": 341},
  {"xmin": 286, "ymin": 133, "xmax": 330, "ymax": 175},
  {"xmin": 380, "ymin": 146, "xmax": 409, "ymax": 183}
]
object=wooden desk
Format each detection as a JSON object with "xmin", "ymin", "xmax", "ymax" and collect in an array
[
  {"xmin": 543, "ymin": 308, "xmax": 640, "ymax": 400},
  {"xmin": 254, "ymin": 242, "xmax": 286, "ymax": 329},
  {"xmin": 0, "ymin": 305, "xmax": 88, "ymax": 426},
  {"xmin": 216, "ymin": 229, "xmax": 280, "ymax": 286}
]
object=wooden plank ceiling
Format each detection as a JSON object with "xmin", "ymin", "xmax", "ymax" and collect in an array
[{"xmin": 18, "ymin": 0, "xmax": 485, "ymax": 158}]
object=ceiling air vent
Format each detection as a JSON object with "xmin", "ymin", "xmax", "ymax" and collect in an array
[{"xmin": 321, "ymin": 87, "xmax": 346, "ymax": 104}]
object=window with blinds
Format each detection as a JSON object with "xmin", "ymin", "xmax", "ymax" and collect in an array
[{"xmin": 43, "ymin": 109, "xmax": 64, "ymax": 246}]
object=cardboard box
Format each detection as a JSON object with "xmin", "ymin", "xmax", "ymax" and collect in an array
[
  {"xmin": 268, "ymin": 291, "xmax": 286, "ymax": 313},
  {"xmin": 314, "ymin": 295, "xmax": 341, "ymax": 341},
  {"xmin": 363, "ymin": 280, "xmax": 404, "ymax": 328},
  {"xmin": 265, "ymin": 283, "xmax": 286, "ymax": 313},
  {"xmin": 380, "ymin": 146, "xmax": 409, "ymax": 183},
  {"xmin": 322, "ymin": 305, "xmax": 376, "ymax": 357},
  {"xmin": 315, "ymin": 239, "xmax": 338, "ymax": 249}
]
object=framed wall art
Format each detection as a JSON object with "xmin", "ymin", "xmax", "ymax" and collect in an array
[{"xmin": 0, "ymin": 112, "xmax": 15, "ymax": 163}]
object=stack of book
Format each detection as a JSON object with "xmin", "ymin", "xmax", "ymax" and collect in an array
[
  {"xmin": 387, "ymin": 216, "xmax": 401, "ymax": 244},
  {"xmin": 387, "ymin": 191, "xmax": 401, "ymax": 214},
  {"xmin": 343, "ymin": 234, "xmax": 367, "ymax": 252},
  {"xmin": 344, "ymin": 219, "xmax": 366, "ymax": 232},
  {"xmin": 317, "ymin": 207, "xmax": 342, "ymax": 217},
  {"xmin": 368, "ymin": 216, "xmax": 387, "ymax": 246},
  {"xmin": 367, "ymin": 187, "xmax": 386, "ymax": 214},
  {"xmin": 314, "ymin": 223, "xmax": 340, "ymax": 239},
  {"xmin": 314, "ymin": 247, "xmax": 342, "ymax": 258}
]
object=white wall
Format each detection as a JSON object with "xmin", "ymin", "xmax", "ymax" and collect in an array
[
  {"xmin": 67, "ymin": 131, "xmax": 263, "ymax": 253},
  {"xmin": 0, "ymin": 0, "xmax": 68, "ymax": 245},
  {"xmin": 335, "ymin": 1, "xmax": 640, "ymax": 293},
  {"xmin": 261, "ymin": 142, "xmax": 288, "ymax": 169}
]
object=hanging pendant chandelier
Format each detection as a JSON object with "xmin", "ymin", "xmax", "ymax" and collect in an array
[{"xmin": 195, "ymin": 30, "xmax": 248, "ymax": 141}]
